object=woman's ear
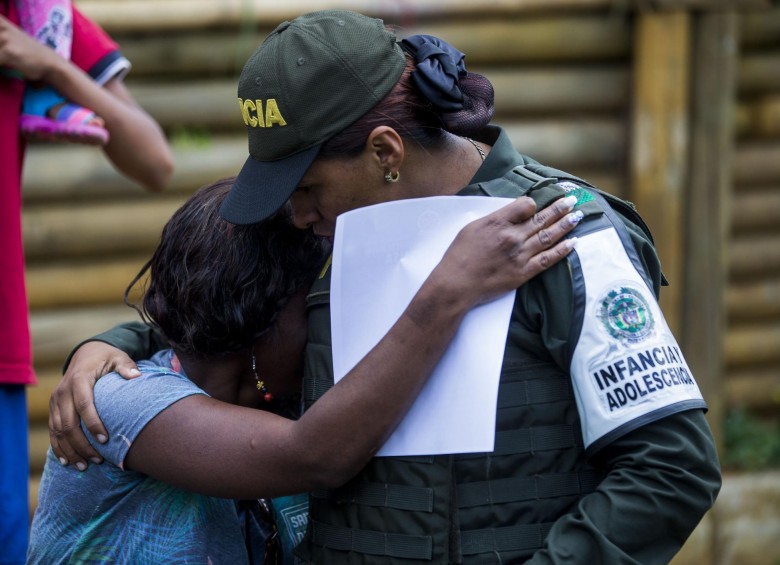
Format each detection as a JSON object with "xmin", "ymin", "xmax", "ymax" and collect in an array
[{"xmin": 365, "ymin": 126, "xmax": 404, "ymax": 174}]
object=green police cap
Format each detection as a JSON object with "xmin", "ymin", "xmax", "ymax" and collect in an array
[{"xmin": 221, "ymin": 10, "xmax": 407, "ymax": 224}]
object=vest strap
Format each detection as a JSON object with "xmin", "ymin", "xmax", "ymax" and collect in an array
[
  {"xmin": 457, "ymin": 469, "xmax": 603, "ymax": 508},
  {"xmin": 312, "ymin": 482, "xmax": 434, "ymax": 512},
  {"xmin": 456, "ymin": 423, "xmax": 581, "ymax": 459},
  {"xmin": 497, "ymin": 378, "xmax": 572, "ymax": 409},
  {"xmin": 496, "ymin": 424, "xmax": 581, "ymax": 454},
  {"xmin": 511, "ymin": 165, "xmax": 560, "ymax": 191},
  {"xmin": 310, "ymin": 519, "xmax": 433, "ymax": 560},
  {"xmin": 460, "ymin": 522, "xmax": 554, "ymax": 555}
]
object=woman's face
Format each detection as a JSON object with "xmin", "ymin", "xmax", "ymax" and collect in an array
[{"xmin": 288, "ymin": 153, "xmax": 387, "ymax": 239}]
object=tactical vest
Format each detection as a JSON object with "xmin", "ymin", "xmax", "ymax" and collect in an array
[{"xmin": 296, "ymin": 162, "xmax": 659, "ymax": 564}]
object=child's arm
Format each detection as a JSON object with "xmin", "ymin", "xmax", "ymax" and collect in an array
[{"xmin": 0, "ymin": 13, "xmax": 173, "ymax": 192}]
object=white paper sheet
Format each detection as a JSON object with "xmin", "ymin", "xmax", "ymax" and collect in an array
[{"xmin": 331, "ymin": 196, "xmax": 516, "ymax": 456}]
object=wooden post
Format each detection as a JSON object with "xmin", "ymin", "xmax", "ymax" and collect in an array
[
  {"xmin": 685, "ymin": 11, "xmax": 737, "ymax": 449},
  {"xmin": 629, "ymin": 11, "xmax": 691, "ymax": 338},
  {"xmin": 684, "ymin": 12, "xmax": 739, "ymax": 565}
]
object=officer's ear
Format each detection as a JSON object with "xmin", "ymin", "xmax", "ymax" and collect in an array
[{"xmin": 365, "ymin": 126, "xmax": 404, "ymax": 175}]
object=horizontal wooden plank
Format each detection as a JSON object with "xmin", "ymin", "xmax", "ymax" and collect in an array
[
  {"xmin": 22, "ymin": 198, "xmax": 182, "ymax": 260},
  {"xmin": 726, "ymin": 367, "xmax": 780, "ymax": 410},
  {"xmin": 21, "ymin": 136, "xmax": 246, "ymax": 204},
  {"xmin": 734, "ymin": 141, "xmax": 780, "ymax": 186},
  {"xmin": 403, "ymin": 17, "xmax": 630, "ymax": 64},
  {"xmin": 735, "ymin": 94, "xmax": 780, "ymax": 139},
  {"xmin": 738, "ymin": 50, "xmax": 780, "ymax": 95},
  {"xmin": 728, "ymin": 279, "xmax": 780, "ymax": 322},
  {"xmin": 27, "ymin": 372, "xmax": 60, "ymax": 424},
  {"xmin": 79, "ymin": 0, "xmax": 616, "ymax": 33},
  {"xmin": 26, "ymin": 256, "xmax": 150, "ymax": 310},
  {"xmin": 725, "ymin": 321, "xmax": 780, "ymax": 368},
  {"xmin": 731, "ymin": 187, "xmax": 780, "ymax": 233},
  {"xmin": 30, "ymin": 305, "xmax": 140, "ymax": 368},
  {"xmin": 729, "ymin": 234, "xmax": 780, "ymax": 279},
  {"xmin": 504, "ymin": 117, "xmax": 625, "ymax": 168},
  {"xmin": 488, "ymin": 66, "xmax": 629, "ymax": 115},
  {"xmin": 740, "ymin": 6, "xmax": 780, "ymax": 49}
]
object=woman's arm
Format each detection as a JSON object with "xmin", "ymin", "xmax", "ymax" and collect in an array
[
  {"xmin": 0, "ymin": 13, "xmax": 173, "ymax": 191},
  {"xmin": 52, "ymin": 195, "xmax": 581, "ymax": 469},
  {"xmin": 125, "ymin": 196, "xmax": 582, "ymax": 498}
]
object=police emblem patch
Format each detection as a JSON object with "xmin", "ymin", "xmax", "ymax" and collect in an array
[
  {"xmin": 557, "ymin": 181, "xmax": 594, "ymax": 206},
  {"xmin": 598, "ymin": 285, "xmax": 654, "ymax": 344}
]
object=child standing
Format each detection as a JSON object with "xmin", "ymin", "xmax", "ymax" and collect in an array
[{"xmin": 0, "ymin": 3, "xmax": 173, "ymax": 562}]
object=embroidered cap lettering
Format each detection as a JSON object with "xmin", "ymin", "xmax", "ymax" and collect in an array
[{"xmin": 238, "ymin": 98, "xmax": 287, "ymax": 128}]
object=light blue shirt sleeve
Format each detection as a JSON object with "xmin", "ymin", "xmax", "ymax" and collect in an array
[{"xmin": 82, "ymin": 350, "xmax": 207, "ymax": 468}]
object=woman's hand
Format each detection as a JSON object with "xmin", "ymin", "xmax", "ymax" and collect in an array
[
  {"xmin": 433, "ymin": 194, "xmax": 581, "ymax": 308},
  {"xmin": 49, "ymin": 341, "xmax": 141, "ymax": 469}
]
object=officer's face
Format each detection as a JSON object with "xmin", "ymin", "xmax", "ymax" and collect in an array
[{"xmin": 289, "ymin": 153, "xmax": 390, "ymax": 239}]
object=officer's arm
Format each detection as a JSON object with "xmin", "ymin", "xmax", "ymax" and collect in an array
[
  {"xmin": 50, "ymin": 322, "xmax": 165, "ymax": 467},
  {"xmin": 529, "ymin": 410, "xmax": 720, "ymax": 564},
  {"xmin": 524, "ymin": 219, "xmax": 721, "ymax": 564}
]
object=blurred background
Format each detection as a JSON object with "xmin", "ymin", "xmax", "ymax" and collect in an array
[{"xmin": 21, "ymin": 1, "xmax": 780, "ymax": 563}]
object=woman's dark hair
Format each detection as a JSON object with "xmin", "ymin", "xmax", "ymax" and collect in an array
[
  {"xmin": 319, "ymin": 53, "xmax": 494, "ymax": 158},
  {"xmin": 125, "ymin": 177, "xmax": 329, "ymax": 359}
]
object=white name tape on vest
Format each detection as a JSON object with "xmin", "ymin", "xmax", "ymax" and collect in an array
[{"xmin": 569, "ymin": 228, "xmax": 705, "ymax": 451}]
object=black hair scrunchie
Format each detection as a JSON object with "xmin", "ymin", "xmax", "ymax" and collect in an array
[{"xmin": 399, "ymin": 34, "xmax": 467, "ymax": 113}]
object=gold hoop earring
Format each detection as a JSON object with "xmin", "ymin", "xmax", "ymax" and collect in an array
[{"xmin": 384, "ymin": 170, "xmax": 400, "ymax": 183}]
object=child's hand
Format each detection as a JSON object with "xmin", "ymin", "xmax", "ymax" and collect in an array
[{"xmin": 0, "ymin": 14, "xmax": 61, "ymax": 82}]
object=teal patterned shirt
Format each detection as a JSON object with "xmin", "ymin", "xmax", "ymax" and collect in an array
[{"xmin": 27, "ymin": 350, "xmax": 275, "ymax": 564}]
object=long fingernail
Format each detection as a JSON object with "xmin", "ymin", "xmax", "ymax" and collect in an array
[
  {"xmin": 76, "ymin": 462, "xmax": 87, "ymax": 471},
  {"xmin": 128, "ymin": 368, "xmax": 141, "ymax": 377},
  {"xmin": 91, "ymin": 457, "xmax": 102, "ymax": 464},
  {"xmin": 568, "ymin": 210, "xmax": 584, "ymax": 224},
  {"xmin": 59, "ymin": 457, "xmax": 68, "ymax": 466},
  {"xmin": 97, "ymin": 434, "xmax": 107, "ymax": 444},
  {"xmin": 562, "ymin": 195, "xmax": 577, "ymax": 209}
]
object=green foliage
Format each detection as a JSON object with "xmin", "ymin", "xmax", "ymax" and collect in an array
[
  {"xmin": 723, "ymin": 408, "xmax": 780, "ymax": 471},
  {"xmin": 169, "ymin": 126, "xmax": 213, "ymax": 149}
]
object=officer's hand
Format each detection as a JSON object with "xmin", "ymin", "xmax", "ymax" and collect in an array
[
  {"xmin": 442, "ymin": 194, "xmax": 582, "ymax": 306},
  {"xmin": 49, "ymin": 341, "xmax": 141, "ymax": 470}
]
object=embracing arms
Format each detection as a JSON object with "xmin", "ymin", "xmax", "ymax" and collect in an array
[{"xmin": 53, "ymin": 196, "xmax": 582, "ymax": 494}]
